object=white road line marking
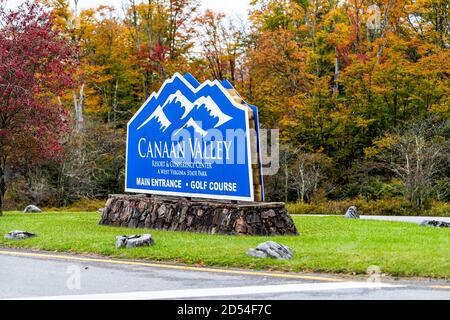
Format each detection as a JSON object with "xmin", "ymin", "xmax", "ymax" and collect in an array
[{"xmin": 11, "ymin": 282, "xmax": 403, "ymax": 300}]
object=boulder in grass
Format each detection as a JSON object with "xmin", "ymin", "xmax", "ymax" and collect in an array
[
  {"xmin": 344, "ymin": 206, "xmax": 359, "ymax": 219},
  {"xmin": 115, "ymin": 234, "xmax": 154, "ymax": 249},
  {"xmin": 247, "ymin": 241, "xmax": 293, "ymax": 260},
  {"xmin": 247, "ymin": 248, "xmax": 269, "ymax": 259},
  {"xmin": 420, "ymin": 220, "xmax": 450, "ymax": 228},
  {"xmin": 115, "ymin": 236, "xmax": 127, "ymax": 249},
  {"xmin": 5, "ymin": 231, "xmax": 37, "ymax": 240},
  {"xmin": 23, "ymin": 205, "xmax": 42, "ymax": 213}
]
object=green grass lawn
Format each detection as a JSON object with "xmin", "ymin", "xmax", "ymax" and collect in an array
[{"xmin": 0, "ymin": 211, "xmax": 449, "ymax": 279}]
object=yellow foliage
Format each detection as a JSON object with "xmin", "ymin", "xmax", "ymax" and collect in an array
[{"xmin": 364, "ymin": 134, "xmax": 400, "ymax": 158}]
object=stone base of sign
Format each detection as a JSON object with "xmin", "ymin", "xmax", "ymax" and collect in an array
[{"xmin": 99, "ymin": 194, "xmax": 299, "ymax": 236}]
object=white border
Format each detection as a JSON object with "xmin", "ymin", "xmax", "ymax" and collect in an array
[{"xmin": 125, "ymin": 73, "xmax": 254, "ymax": 202}]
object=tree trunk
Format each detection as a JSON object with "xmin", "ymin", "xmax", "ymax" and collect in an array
[
  {"xmin": 333, "ymin": 47, "xmax": 339, "ymax": 95},
  {"xmin": 73, "ymin": 83, "xmax": 85, "ymax": 133},
  {"xmin": 284, "ymin": 160, "xmax": 288, "ymax": 203},
  {"xmin": 354, "ymin": 1, "xmax": 359, "ymax": 52},
  {"xmin": 112, "ymin": 79, "xmax": 119, "ymax": 129},
  {"xmin": 300, "ymin": 165, "xmax": 306, "ymax": 203},
  {"xmin": 0, "ymin": 164, "xmax": 5, "ymax": 216},
  {"xmin": 0, "ymin": 188, "xmax": 3, "ymax": 216}
]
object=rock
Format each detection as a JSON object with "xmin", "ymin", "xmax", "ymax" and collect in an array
[
  {"xmin": 420, "ymin": 220, "xmax": 450, "ymax": 228},
  {"xmin": 4, "ymin": 231, "xmax": 37, "ymax": 240},
  {"xmin": 247, "ymin": 241, "xmax": 293, "ymax": 260},
  {"xmin": 246, "ymin": 212, "xmax": 260, "ymax": 224},
  {"xmin": 235, "ymin": 215, "xmax": 247, "ymax": 234},
  {"xmin": 98, "ymin": 208, "xmax": 105, "ymax": 214},
  {"xmin": 23, "ymin": 205, "xmax": 42, "ymax": 213},
  {"xmin": 115, "ymin": 234, "xmax": 154, "ymax": 249},
  {"xmin": 261, "ymin": 209, "xmax": 276, "ymax": 219},
  {"xmin": 247, "ymin": 248, "xmax": 268, "ymax": 259},
  {"xmin": 126, "ymin": 234, "xmax": 154, "ymax": 248},
  {"xmin": 115, "ymin": 236, "xmax": 127, "ymax": 249},
  {"xmin": 157, "ymin": 205, "xmax": 167, "ymax": 218},
  {"xmin": 344, "ymin": 206, "xmax": 359, "ymax": 219}
]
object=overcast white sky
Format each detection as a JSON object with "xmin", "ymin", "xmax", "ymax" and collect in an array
[{"xmin": 4, "ymin": 0, "xmax": 252, "ymax": 19}]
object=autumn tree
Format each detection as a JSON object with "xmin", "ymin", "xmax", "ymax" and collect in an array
[
  {"xmin": 0, "ymin": 0, "xmax": 76, "ymax": 214},
  {"xmin": 123, "ymin": 0, "xmax": 200, "ymax": 98},
  {"xmin": 407, "ymin": 0, "xmax": 449, "ymax": 49},
  {"xmin": 196, "ymin": 10, "xmax": 247, "ymax": 82},
  {"xmin": 372, "ymin": 118, "xmax": 450, "ymax": 209},
  {"xmin": 290, "ymin": 151, "xmax": 330, "ymax": 203},
  {"xmin": 244, "ymin": 0, "xmax": 448, "ymax": 202}
]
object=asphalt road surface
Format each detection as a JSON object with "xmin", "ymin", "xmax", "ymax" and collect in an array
[{"xmin": 0, "ymin": 249, "xmax": 449, "ymax": 300}]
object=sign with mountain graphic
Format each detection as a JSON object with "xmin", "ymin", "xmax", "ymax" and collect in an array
[{"xmin": 125, "ymin": 73, "xmax": 256, "ymax": 201}]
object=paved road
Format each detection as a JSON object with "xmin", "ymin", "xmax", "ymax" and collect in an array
[
  {"xmin": 296, "ymin": 215, "xmax": 450, "ymax": 225},
  {"xmin": 0, "ymin": 249, "xmax": 449, "ymax": 300}
]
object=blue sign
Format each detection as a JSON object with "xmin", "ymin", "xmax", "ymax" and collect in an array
[{"xmin": 126, "ymin": 73, "xmax": 255, "ymax": 201}]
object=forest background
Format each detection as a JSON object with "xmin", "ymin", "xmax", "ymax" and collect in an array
[{"xmin": 1, "ymin": 0, "xmax": 449, "ymax": 216}]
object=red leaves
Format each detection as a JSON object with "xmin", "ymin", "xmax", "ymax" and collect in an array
[
  {"xmin": 0, "ymin": 0, "xmax": 77, "ymax": 164},
  {"xmin": 137, "ymin": 42, "xmax": 169, "ymax": 73},
  {"xmin": 0, "ymin": 129, "xmax": 8, "ymax": 139}
]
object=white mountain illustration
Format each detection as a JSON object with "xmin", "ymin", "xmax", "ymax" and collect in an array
[
  {"xmin": 187, "ymin": 96, "xmax": 232, "ymax": 128},
  {"xmin": 137, "ymin": 105, "xmax": 171, "ymax": 131},
  {"xmin": 164, "ymin": 90, "xmax": 193, "ymax": 112},
  {"xmin": 137, "ymin": 90, "xmax": 232, "ymax": 131},
  {"xmin": 174, "ymin": 118, "xmax": 208, "ymax": 137}
]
